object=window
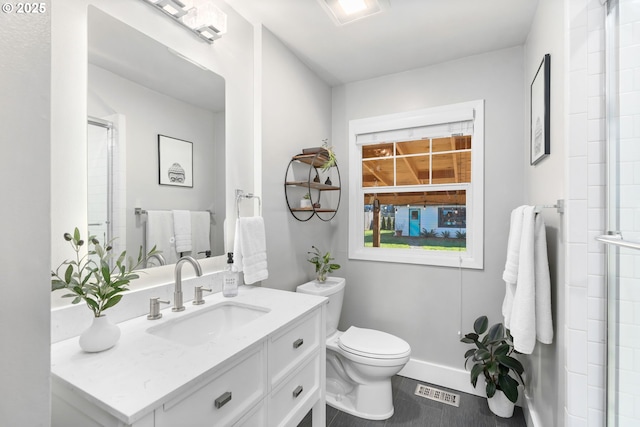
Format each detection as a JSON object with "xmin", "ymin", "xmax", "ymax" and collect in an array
[{"xmin": 348, "ymin": 100, "xmax": 484, "ymax": 268}]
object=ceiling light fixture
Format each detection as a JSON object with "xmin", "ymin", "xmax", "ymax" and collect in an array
[
  {"xmin": 317, "ymin": 0, "xmax": 389, "ymax": 26},
  {"xmin": 141, "ymin": 0, "xmax": 227, "ymax": 43}
]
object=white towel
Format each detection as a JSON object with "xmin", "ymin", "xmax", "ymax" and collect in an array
[
  {"xmin": 502, "ymin": 206, "xmax": 554, "ymax": 354},
  {"xmin": 146, "ymin": 210, "xmax": 178, "ymax": 264},
  {"xmin": 191, "ymin": 211, "xmax": 211, "ymax": 259},
  {"xmin": 501, "ymin": 206, "xmax": 526, "ymax": 328},
  {"xmin": 233, "ymin": 217, "xmax": 268, "ymax": 285},
  {"xmin": 172, "ymin": 210, "xmax": 192, "ymax": 254}
]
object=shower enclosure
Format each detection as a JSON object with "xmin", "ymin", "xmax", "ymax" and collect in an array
[
  {"xmin": 597, "ymin": 0, "xmax": 640, "ymax": 425},
  {"xmin": 87, "ymin": 117, "xmax": 114, "ymax": 247}
]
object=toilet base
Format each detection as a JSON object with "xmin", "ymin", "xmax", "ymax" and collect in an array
[{"xmin": 325, "ymin": 377, "xmax": 395, "ymax": 420}]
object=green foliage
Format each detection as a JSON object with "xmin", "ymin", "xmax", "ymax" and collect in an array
[
  {"xmin": 456, "ymin": 230, "xmax": 467, "ymax": 239},
  {"xmin": 51, "ymin": 227, "xmax": 160, "ymax": 317},
  {"xmin": 460, "ymin": 315, "xmax": 525, "ymax": 403},
  {"xmin": 439, "ymin": 230, "xmax": 451, "ymax": 239},
  {"xmin": 421, "ymin": 228, "xmax": 437, "ymax": 238},
  {"xmin": 307, "ymin": 245, "xmax": 340, "ymax": 282},
  {"xmin": 320, "ymin": 139, "xmax": 337, "ymax": 171}
]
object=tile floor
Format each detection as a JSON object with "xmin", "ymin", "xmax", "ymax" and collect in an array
[{"xmin": 298, "ymin": 375, "xmax": 526, "ymax": 427}]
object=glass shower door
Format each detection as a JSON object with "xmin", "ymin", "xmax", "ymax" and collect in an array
[
  {"xmin": 599, "ymin": 1, "xmax": 640, "ymax": 425},
  {"xmin": 87, "ymin": 118, "xmax": 113, "ymax": 249}
]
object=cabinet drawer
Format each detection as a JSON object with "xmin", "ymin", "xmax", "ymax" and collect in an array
[
  {"xmin": 156, "ymin": 347, "xmax": 265, "ymax": 427},
  {"xmin": 233, "ymin": 400, "xmax": 265, "ymax": 427},
  {"xmin": 270, "ymin": 309, "xmax": 320, "ymax": 386},
  {"xmin": 269, "ymin": 353, "xmax": 320, "ymax": 427}
]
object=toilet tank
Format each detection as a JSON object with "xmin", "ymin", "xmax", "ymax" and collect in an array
[{"xmin": 296, "ymin": 277, "xmax": 345, "ymax": 337}]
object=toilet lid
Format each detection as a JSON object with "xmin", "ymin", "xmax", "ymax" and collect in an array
[{"xmin": 338, "ymin": 326, "xmax": 411, "ymax": 359}]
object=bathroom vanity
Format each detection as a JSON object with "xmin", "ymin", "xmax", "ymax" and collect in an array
[{"xmin": 51, "ymin": 287, "xmax": 327, "ymax": 427}]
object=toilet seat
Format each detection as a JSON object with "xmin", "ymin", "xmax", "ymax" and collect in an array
[{"xmin": 338, "ymin": 326, "xmax": 411, "ymax": 359}]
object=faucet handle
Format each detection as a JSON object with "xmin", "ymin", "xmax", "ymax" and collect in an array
[
  {"xmin": 147, "ymin": 297, "xmax": 170, "ymax": 320},
  {"xmin": 193, "ymin": 286, "xmax": 213, "ymax": 305}
]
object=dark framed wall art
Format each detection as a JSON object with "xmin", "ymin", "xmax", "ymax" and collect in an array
[
  {"xmin": 530, "ymin": 53, "xmax": 551, "ymax": 165},
  {"xmin": 158, "ymin": 134, "xmax": 193, "ymax": 187}
]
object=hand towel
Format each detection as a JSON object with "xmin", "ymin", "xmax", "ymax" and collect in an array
[
  {"xmin": 172, "ymin": 210, "xmax": 192, "ymax": 254},
  {"xmin": 146, "ymin": 210, "xmax": 178, "ymax": 264},
  {"xmin": 233, "ymin": 217, "xmax": 268, "ymax": 285},
  {"xmin": 534, "ymin": 213, "xmax": 554, "ymax": 345},
  {"xmin": 502, "ymin": 206, "xmax": 526, "ymax": 328},
  {"xmin": 502, "ymin": 206, "xmax": 554, "ymax": 354},
  {"xmin": 191, "ymin": 211, "xmax": 211, "ymax": 259}
]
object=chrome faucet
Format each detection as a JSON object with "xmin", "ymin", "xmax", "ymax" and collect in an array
[
  {"xmin": 146, "ymin": 253, "xmax": 167, "ymax": 267},
  {"xmin": 173, "ymin": 256, "xmax": 203, "ymax": 312}
]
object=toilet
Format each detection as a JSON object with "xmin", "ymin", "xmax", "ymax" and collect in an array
[{"xmin": 297, "ymin": 277, "xmax": 411, "ymax": 420}]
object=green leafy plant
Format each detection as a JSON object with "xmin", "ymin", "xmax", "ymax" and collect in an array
[
  {"xmin": 456, "ymin": 230, "xmax": 467, "ymax": 240},
  {"xmin": 460, "ymin": 315, "xmax": 525, "ymax": 403},
  {"xmin": 51, "ymin": 227, "xmax": 160, "ymax": 317},
  {"xmin": 321, "ymin": 138, "xmax": 337, "ymax": 171},
  {"xmin": 307, "ymin": 245, "xmax": 340, "ymax": 282},
  {"xmin": 303, "ymin": 192, "xmax": 311, "ymax": 200},
  {"xmin": 439, "ymin": 230, "xmax": 451, "ymax": 239}
]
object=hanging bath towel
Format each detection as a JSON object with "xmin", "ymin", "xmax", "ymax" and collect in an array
[{"xmin": 233, "ymin": 216, "xmax": 268, "ymax": 285}]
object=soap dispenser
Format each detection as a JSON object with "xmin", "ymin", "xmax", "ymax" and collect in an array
[{"xmin": 223, "ymin": 252, "xmax": 239, "ymax": 297}]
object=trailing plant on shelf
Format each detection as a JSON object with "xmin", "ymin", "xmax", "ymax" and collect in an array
[
  {"xmin": 307, "ymin": 245, "xmax": 340, "ymax": 282},
  {"xmin": 321, "ymin": 138, "xmax": 337, "ymax": 171},
  {"xmin": 51, "ymin": 227, "xmax": 160, "ymax": 318},
  {"xmin": 460, "ymin": 315, "xmax": 525, "ymax": 405}
]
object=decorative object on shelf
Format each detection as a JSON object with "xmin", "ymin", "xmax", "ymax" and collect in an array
[
  {"xmin": 158, "ymin": 134, "xmax": 193, "ymax": 187},
  {"xmin": 324, "ymin": 177, "xmax": 332, "ymax": 186},
  {"xmin": 313, "ymin": 202, "xmax": 321, "ymax": 209},
  {"xmin": 313, "ymin": 174, "xmax": 320, "ymax": 183},
  {"xmin": 460, "ymin": 315, "xmax": 525, "ymax": 418},
  {"xmin": 530, "ymin": 53, "xmax": 550, "ymax": 165},
  {"xmin": 320, "ymin": 138, "xmax": 337, "ymax": 171},
  {"xmin": 307, "ymin": 246, "xmax": 340, "ymax": 283},
  {"xmin": 300, "ymin": 193, "xmax": 312, "ymax": 209},
  {"xmin": 52, "ymin": 227, "xmax": 160, "ymax": 352}
]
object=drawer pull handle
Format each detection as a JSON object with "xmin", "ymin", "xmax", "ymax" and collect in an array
[
  {"xmin": 293, "ymin": 338, "xmax": 304, "ymax": 349},
  {"xmin": 214, "ymin": 391, "xmax": 232, "ymax": 409},
  {"xmin": 293, "ymin": 385, "xmax": 303, "ymax": 399}
]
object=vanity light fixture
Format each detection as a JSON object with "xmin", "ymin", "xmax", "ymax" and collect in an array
[
  {"xmin": 317, "ymin": 0, "xmax": 389, "ymax": 26},
  {"xmin": 141, "ymin": 0, "xmax": 227, "ymax": 43}
]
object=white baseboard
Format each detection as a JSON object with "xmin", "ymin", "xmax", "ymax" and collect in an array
[
  {"xmin": 398, "ymin": 358, "xmax": 486, "ymax": 398},
  {"xmin": 399, "ymin": 357, "xmax": 533, "ymax": 422}
]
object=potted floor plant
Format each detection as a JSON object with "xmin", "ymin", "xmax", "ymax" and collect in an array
[
  {"xmin": 51, "ymin": 227, "xmax": 159, "ymax": 352},
  {"xmin": 460, "ymin": 315, "xmax": 525, "ymax": 418},
  {"xmin": 307, "ymin": 245, "xmax": 340, "ymax": 283}
]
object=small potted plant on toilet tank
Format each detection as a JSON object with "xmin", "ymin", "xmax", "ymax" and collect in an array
[
  {"xmin": 307, "ymin": 245, "xmax": 340, "ymax": 283},
  {"xmin": 460, "ymin": 315, "xmax": 525, "ymax": 418}
]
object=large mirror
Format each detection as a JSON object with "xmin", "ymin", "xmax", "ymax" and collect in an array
[{"xmin": 86, "ymin": 7, "xmax": 226, "ymax": 268}]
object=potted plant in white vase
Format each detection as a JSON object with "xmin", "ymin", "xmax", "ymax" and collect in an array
[
  {"xmin": 460, "ymin": 315, "xmax": 525, "ymax": 418},
  {"xmin": 300, "ymin": 192, "xmax": 312, "ymax": 209},
  {"xmin": 51, "ymin": 227, "xmax": 159, "ymax": 352},
  {"xmin": 306, "ymin": 245, "xmax": 340, "ymax": 283}
]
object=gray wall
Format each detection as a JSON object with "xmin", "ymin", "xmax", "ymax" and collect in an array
[
  {"xmin": 0, "ymin": 3, "xmax": 52, "ymax": 424},
  {"xmin": 260, "ymin": 27, "xmax": 336, "ymax": 290},
  {"xmin": 522, "ymin": 0, "xmax": 566, "ymax": 425},
  {"xmin": 331, "ymin": 47, "xmax": 526, "ymax": 370}
]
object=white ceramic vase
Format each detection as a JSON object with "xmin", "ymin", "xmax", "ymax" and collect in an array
[
  {"xmin": 300, "ymin": 199, "xmax": 312, "ymax": 209},
  {"xmin": 487, "ymin": 390, "xmax": 515, "ymax": 418},
  {"xmin": 79, "ymin": 315, "xmax": 121, "ymax": 353}
]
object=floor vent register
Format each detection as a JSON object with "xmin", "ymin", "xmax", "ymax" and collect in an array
[{"xmin": 414, "ymin": 384, "xmax": 460, "ymax": 407}]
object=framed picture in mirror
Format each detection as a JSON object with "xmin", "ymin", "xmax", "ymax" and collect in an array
[{"xmin": 158, "ymin": 134, "xmax": 193, "ymax": 187}]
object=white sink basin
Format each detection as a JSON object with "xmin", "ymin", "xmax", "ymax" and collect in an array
[{"xmin": 147, "ymin": 301, "xmax": 270, "ymax": 346}]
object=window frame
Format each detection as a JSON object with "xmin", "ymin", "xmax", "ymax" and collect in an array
[{"xmin": 348, "ymin": 100, "xmax": 484, "ymax": 269}]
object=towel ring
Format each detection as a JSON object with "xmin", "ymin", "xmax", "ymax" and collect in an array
[{"xmin": 236, "ymin": 190, "xmax": 262, "ymax": 218}]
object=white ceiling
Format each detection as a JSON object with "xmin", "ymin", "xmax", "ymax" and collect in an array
[{"xmin": 226, "ymin": 0, "xmax": 540, "ymax": 86}]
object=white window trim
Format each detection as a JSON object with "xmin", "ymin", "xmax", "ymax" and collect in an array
[{"xmin": 348, "ymin": 100, "xmax": 484, "ymax": 269}]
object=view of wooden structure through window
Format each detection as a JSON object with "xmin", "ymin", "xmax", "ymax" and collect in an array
[{"xmin": 362, "ymin": 135, "xmax": 470, "ymax": 251}]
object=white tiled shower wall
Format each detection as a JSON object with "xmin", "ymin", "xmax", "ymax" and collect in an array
[
  {"xmin": 614, "ymin": 0, "xmax": 640, "ymax": 425},
  {"xmin": 567, "ymin": 0, "xmax": 640, "ymax": 425},
  {"xmin": 566, "ymin": 0, "xmax": 607, "ymax": 426}
]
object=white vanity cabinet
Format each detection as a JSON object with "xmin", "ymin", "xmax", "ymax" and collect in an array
[{"xmin": 51, "ymin": 287, "xmax": 327, "ymax": 427}]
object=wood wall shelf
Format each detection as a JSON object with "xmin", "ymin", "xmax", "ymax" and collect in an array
[{"xmin": 284, "ymin": 150, "xmax": 341, "ymax": 222}]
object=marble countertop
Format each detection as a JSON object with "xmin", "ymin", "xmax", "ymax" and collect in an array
[{"xmin": 51, "ymin": 286, "xmax": 327, "ymax": 424}]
